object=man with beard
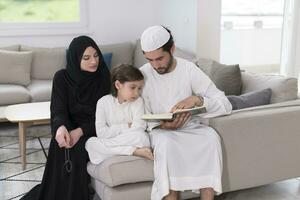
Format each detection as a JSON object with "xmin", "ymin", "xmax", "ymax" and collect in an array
[{"xmin": 140, "ymin": 25, "xmax": 232, "ymax": 200}]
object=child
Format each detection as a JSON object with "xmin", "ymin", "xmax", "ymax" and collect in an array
[{"xmin": 85, "ymin": 64, "xmax": 154, "ymax": 164}]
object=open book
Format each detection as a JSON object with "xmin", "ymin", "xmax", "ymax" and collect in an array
[{"xmin": 142, "ymin": 106, "xmax": 207, "ymax": 121}]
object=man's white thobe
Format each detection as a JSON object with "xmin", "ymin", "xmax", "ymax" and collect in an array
[
  {"xmin": 85, "ymin": 95, "xmax": 150, "ymax": 164},
  {"xmin": 140, "ymin": 57, "xmax": 232, "ymax": 200}
]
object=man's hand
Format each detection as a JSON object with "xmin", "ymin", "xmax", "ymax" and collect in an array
[
  {"xmin": 55, "ymin": 125, "xmax": 71, "ymax": 148},
  {"xmin": 68, "ymin": 128, "xmax": 83, "ymax": 148},
  {"xmin": 159, "ymin": 112, "xmax": 190, "ymax": 130},
  {"xmin": 171, "ymin": 96, "xmax": 204, "ymax": 112}
]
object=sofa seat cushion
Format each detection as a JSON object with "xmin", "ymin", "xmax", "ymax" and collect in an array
[
  {"xmin": 0, "ymin": 85, "xmax": 30, "ymax": 105},
  {"xmin": 242, "ymin": 72, "xmax": 298, "ymax": 103},
  {"xmin": 0, "ymin": 50, "xmax": 32, "ymax": 86},
  {"xmin": 20, "ymin": 46, "xmax": 66, "ymax": 80},
  {"xmin": 27, "ymin": 80, "xmax": 53, "ymax": 102},
  {"xmin": 87, "ymin": 156, "xmax": 154, "ymax": 187},
  {"xmin": 0, "ymin": 45, "xmax": 20, "ymax": 51},
  {"xmin": 0, "ymin": 106, "xmax": 8, "ymax": 121}
]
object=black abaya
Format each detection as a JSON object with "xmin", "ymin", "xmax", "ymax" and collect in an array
[{"xmin": 21, "ymin": 36, "xmax": 111, "ymax": 200}]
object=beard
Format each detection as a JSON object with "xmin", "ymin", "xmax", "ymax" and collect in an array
[{"xmin": 155, "ymin": 55, "xmax": 174, "ymax": 74}]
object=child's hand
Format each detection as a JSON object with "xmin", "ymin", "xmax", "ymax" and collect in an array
[{"xmin": 128, "ymin": 122, "xmax": 132, "ymax": 128}]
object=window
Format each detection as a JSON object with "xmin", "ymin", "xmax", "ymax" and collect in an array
[
  {"xmin": 220, "ymin": 0, "xmax": 286, "ymax": 74},
  {"xmin": 0, "ymin": 0, "xmax": 88, "ymax": 36},
  {"xmin": 221, "ymin": 0, "xmax": 285, "ymax": 29}
]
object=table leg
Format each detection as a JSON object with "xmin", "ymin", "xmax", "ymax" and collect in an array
[{"xmin": 19, "ymin": 122, "xmax": 27, "ymax": 170}]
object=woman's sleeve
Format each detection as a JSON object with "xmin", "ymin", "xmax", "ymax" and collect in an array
[
  {"xmin": 80, "ymin": 120, "xmax": 96, "ymax": 137},
  {"xmin": 50, "ymin": 71, "xmax": 72, "ymax": 136},
  {"xmin": 95, "ymin": 98, "xmax": 129, "ymax": 139}
]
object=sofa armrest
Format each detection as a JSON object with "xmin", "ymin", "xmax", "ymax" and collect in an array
[{"xmin": 209, "ymin": 102, "xmax": 300, "ymax": 192}]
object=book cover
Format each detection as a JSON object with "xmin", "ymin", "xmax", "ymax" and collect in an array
[{"xmin": 142, "ymin": 106, "xmax": 206, "ymax": 121}]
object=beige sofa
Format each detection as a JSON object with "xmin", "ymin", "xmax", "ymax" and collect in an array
[
  {"xmin": 0, "ymin": 41, "xmax": 195, "ymax": 122},
  {"xmin": 1, "ymin": 41, "xmax": 300, "ymax": 200},
  {"xmin": 87, "ymin": 73, "xmax": 300, "ymax": 200}
]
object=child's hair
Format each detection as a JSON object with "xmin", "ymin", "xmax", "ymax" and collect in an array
[{"xmin": 111, "ymin": 64, "xmax": 144, "ymax": 96}]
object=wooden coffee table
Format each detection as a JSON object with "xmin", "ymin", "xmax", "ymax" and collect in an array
[{"xmin": 5, "ymin": 101, "xmax": 50, "ymax": 170}]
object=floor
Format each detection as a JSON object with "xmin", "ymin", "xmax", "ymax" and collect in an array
[{"xmin": 0, "ymin": 122, "xmax": 299, "ymax": 200}]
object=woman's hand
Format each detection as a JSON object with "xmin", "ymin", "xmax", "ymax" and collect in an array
[
  {"xmin": 55, "ymin": 125, "xmax": 71, "ymax": 148},
  {"xmin": 68, "ymin": 128, "xmax": 83, "ymax": 148}
]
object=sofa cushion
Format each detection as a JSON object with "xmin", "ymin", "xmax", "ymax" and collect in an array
[
  {"xmin": 227, "ymin": 88, "xmax": 272, "ymax": 110},
  {"xmin": 0, "ymin": 85, "xmax": 30, "ymax": 105},
  {"xmin": 242, "ymin": 72, "xmax": 298, "ymax": 103},
  {"xmin": 87, "ymin": 156, "xmax": 154, "ymax": 187},
  {"xmin": 0, "ymin": 50, "xmax": 32, "ymax": 86},
  {"xmin": 102, "ymin": 52, "xmax": 113, "ymax": 70},
  {"xmin": 100, "ymin": 42, "xmax": 134, "ymax": 68},
  {"xmin": 27, "ymin": 80, "xmax": 52, "ymax": 102},
  {"xmin": 20, "ymin": 46, "xmax": 67, "ymax": 80},
  {"xmin": 0, "ymin": 45, "xmax": 20, "ymax": 51},
  {"xmin": 196, "ymin": 58, "xmax": 242, "ymax": 95}
]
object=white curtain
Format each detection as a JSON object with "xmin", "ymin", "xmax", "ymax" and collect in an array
[{"xmin": 280, "ymin": 0, "xmax": 300, "ymax": 78}]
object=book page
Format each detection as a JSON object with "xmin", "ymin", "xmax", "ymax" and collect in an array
[
  {"xmin": 142, "ymin": 106, "xmax": 206, "ymax": 121},
  {"xmin": 141, "ymin": 113, "xmax": 173, "ymax": 120},
  {"xmin": 174, "ymin": 106, "xmax": 206, "ymax": 115}
]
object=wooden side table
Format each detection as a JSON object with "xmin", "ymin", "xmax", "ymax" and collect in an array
[{"xmin": 5, "ymin": 102, "xmax": 50, "ymax": 170}]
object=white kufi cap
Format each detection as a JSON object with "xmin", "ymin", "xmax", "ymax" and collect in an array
[{"xmin": 141, "ymin": 25, "xmax": 170, "ymax": 52}]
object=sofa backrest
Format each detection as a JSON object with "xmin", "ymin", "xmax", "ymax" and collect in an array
[
  {"xmin": 19, "ymin": 42, "xmax": 135, "ymax": 80},
  {"xmin": 10, "ymin": 41, "xmax": 195, "ymax": 81},
  {"xmin": 133, "ymin": 39, "xmax": 196, "ymax": 68},
  {"xmin": 20, "ymin": 46, "xmax": 67, "ymax": 80},
  {"xmin": 242, "ymin": 72, "xmax": 298, "ymax": 103},
  {"xmin": 100, "ymin": 42, "xmax": 134, "ymax": 68}
]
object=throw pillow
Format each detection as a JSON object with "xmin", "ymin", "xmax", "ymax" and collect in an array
[
  {"xmin": 0, "ymin": 50, "xmax": 32, "ymax": 86},
  {"xmin": 227, "ymin": 88, "xmax": 272, "ymax": 110},
  {"xmin": 102, "ymin": 52, "xmax": 113, "ymax": 70},
  {"xmin": 196, "ymin": 59, "xmax": 242, "ymax": 96}
]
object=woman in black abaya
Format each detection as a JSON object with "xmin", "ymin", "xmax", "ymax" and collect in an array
[{"xmin": 21, "ymin": 36, "xmax": 111, "ymax": 200}]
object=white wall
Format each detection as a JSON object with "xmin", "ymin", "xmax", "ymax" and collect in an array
[
  {"xmin": 154, "ymin": 0, "xmax": 198, "ymax": 54},
  {"xmin": 197, "ymin": 0, "xmax": 222, "ymax": 60},
  {"xmin": 295, "ymin": 12, "xmax": 300, "ymax": 77},
  {"xmin": 0, "ymin": 0, "xmax": 199, "ymax": 54},
  {"xmin": 0, "ymin": 0, "xmax": 156, "ymax": 47}
]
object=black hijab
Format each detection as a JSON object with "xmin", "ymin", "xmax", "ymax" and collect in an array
[{"xmin": 65, "ymin": 35, "xmax": 111, "ymax": 106}]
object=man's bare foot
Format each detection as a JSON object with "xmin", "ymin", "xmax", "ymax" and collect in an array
[{"xmin": 133, "ymin": 147, "xmax": 154, "ymax": 160}]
